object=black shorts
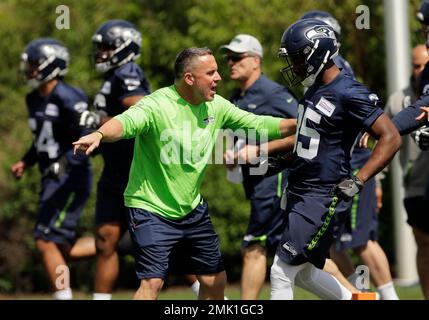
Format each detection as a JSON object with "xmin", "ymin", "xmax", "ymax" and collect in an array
[
  {"xmin": 242, "ymin": 195, "xmax": 286, "ymax": 251},
  {"xmin": 334, "ymin": 177, "xmax": 378, "ymax": 250},
  {"xmin": 277, "ymin": 189, "xmax": 350, "ymax": 269},
  {"xmin": 404, "ymin": 196, "xmax": 429, "ymax": 234},
  {"xmin": 127, "ymin": 199, "xmax": 225, "ymax": 279},
  {"xmin": 33, "ymin": 171, "xmax": 91, "ymax": 245}
]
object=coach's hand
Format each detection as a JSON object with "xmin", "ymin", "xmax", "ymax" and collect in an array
[
  {"xmin": 73, "ymin": 131, "xmax": 103, "ymax": 156},
  {"xmin": 414, "ymin": 125, "xmax": 429, "ymax": 150},
  {"xmin": 331, "ymin": 176, "xmax": 364, "ymax": 201}
]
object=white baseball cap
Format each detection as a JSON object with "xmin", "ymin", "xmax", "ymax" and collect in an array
[{"xmin": 219, "ymin": 34, "xmax": 263, "ymax": 58}]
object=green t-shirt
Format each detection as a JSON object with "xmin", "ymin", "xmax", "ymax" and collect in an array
[{"xmin": 115, "ymin": 85, "xmax": 282, "ymax": 219}]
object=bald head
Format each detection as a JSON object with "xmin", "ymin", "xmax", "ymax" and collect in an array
[{"xmin": 412, "ymin": 44, "xmax": 429, "ymax": 79}]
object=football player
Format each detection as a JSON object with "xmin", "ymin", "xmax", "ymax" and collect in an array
[
  {"xmin": 301, "ymin": 10, "xmax": 398, "ymax": 300},
  {"xmin": 270, "ymin": 19, "xmax": 401, "ymax": 300},
  {"xmin": 11, "ymin": 38, "xmax": 95, "ymax": 300},
  {"xmin": 79, "ymin": 19, "xmax": 151, "ymax": 300}
]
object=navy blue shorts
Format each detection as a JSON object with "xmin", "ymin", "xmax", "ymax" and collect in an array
[
  {"xmin": 404, "ymin": 196, "xmax": 429, "ymax": 234},
  {"xmin": 95, "ymin": 174, "xmax": 128, "ymax": 226},
  {"xmin": 334, "ymin": 177, "xmax": 378, "ymax": 250},
  {"xmin": 277, "ymin": 189, "xmax": 349, "ymax": 269},
  {"xmin": 33, "ymin": 171, "xmax": 91, "ymax": 245},
  {"xmin": 242, "ymin": 196, "xmax": 286, "ymax": 251},
  {"xmin": 127, "ymin": 199, "xmax": 225, "ymax": 279}
]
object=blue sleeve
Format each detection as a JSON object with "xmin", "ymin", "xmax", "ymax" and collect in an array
[
  {"xmin": 344, "ymin": 82, "xmax": 383, "ymax": 130},
  {"xmin": 391, "ymin": 94, "xmax": 429, "ymax": 135},
  {"xmin": 269, "ymin": 87, "xmax": 298, "ymax": 119},
  {"xmin": 114, "ymin": 64, "xmax": 151, "ymax": 101},
  {"xmin": 22, "ymin": 144, "xmax": 38, "ymax": 167}
]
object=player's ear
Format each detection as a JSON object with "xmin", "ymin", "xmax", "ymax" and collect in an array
[{"xmin": 184, "ymin": 72, "xmax": 195, "ymax": 86}]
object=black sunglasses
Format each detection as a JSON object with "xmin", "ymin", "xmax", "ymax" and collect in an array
[{"xmin": 224, "ymin": 53, "xmax": 254, "ymax": 63}]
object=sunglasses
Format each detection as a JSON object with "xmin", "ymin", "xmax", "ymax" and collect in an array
[{"xmin": 224, "ymin": 53, "xmax": 254, "ymax": 63}]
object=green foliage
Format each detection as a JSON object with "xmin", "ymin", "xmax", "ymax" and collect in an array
[{"xmin": 0, "ymin": 0, "xmax": 416, "ymax": 292}]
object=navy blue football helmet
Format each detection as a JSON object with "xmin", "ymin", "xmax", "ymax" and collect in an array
[
  {"xmin": 20, "ymin": 38, "xmax": 69, "ymax": 88},
  {"xmin": 300, "ymin": 10, "xmax": 341, "ymax": 41},
  {"xmin": 278, "ymin": 18, "xmax": 339, "ymax": 87},
  {"xmin": 417, "ymin": 0, "xmax": 429, "ymax": 47},
  {"xmin": 92, "ymin": 19, "xmax": 141, "ymax": 73}
]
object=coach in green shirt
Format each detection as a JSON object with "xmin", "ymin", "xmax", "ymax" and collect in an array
[{"xmin": 73, "ymin": 47, "xmax": 296, "ymax": 300}]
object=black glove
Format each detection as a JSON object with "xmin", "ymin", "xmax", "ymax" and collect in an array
[
  {"xmin": 79, "ymin": 110, "xmax": 101, "ymax": 129},
  {"xmin": 264, "ymin": 152, "xmax": 296, "ymax": 177},
  {"xmin": 414, "ymin": 125, "xmax": 429, "ymax": 150},
  {"xmin": 331, "ymin": 176, "xmax": 364, "ymax": 201},
  {"xmin": 43, "ymin": 156, "xmax": 68, "ymax": 180}
]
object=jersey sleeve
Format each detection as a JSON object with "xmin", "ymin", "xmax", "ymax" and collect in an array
[
  {"xmin": 220, "ymin": 98, "xmax": 282, "ymax": 140},
  {"xmin": 61, "ymin": 87, "xmax": 92, "ymax": 136},
  {"xmin": 115, "ymin": 97, "xmax": 154, "ymax": 138},
  {"xmin": 268, "ymin": 87, "xmax": 298, "ymax": 119},
  {"xmin": 22, "ymin": 144, "xmax": 38, "ymax": 167},
  {"xmin": 391, "ymin": 93, "xmax": 429, "ymax": 135},
  {"xmin": 344, "ymin": 82, "xmax": 383, "ymax": 130},
  {"xmin": 114, "ymin": 64, "xmax": 151, "ymax": 101}
]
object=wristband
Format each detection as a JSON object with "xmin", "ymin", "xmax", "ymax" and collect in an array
[{"xmin": 94, "ymin": 130, "xmax": 104, "ymax": 140}]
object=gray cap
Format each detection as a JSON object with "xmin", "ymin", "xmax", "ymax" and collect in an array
[{"xmin": 219, "ymin": 34, "xmax": 263, "ymax": 58}]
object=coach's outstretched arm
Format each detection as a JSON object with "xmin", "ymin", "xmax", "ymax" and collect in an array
[{"xmin": 73, "ymin": 118, "xmax": 124, "ymax": 155}]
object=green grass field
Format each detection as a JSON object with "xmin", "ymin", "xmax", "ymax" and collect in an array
[{"xmin": 0, "ymin": 283, "xmax": 424, "ymax": 300}]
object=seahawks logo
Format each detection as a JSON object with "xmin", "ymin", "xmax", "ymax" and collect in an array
[{"xmin": 305, "ymin": 25, "xmax": 336, "ymax": 42}]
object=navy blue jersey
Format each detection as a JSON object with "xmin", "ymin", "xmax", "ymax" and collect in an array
[
  {"xmin": 230, "ymin": 74, "xmax": 298, "ymax": 198},
  {"xmin": 334, "ymin": 55, "xmax": 371, "ymax": 170},
  {"xmin": 333, "ymin": 55, "xmax": 356, "ymax": 80},
  {"xmin": 392, "ymin": 63, "xmax": 429, "ymax": 134},
  {"xmin": 288, "ymin": 71, "xmax": 383, "ymax": 190},
  {"xmin": 23, "ymin": 81, "xmax": 90, "ymax": 173},
  {"xmin": 94, "ymin": 62, "xmax": 150, "ymax": 178}
]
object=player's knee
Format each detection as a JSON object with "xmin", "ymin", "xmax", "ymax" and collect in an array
[
  {"xmin": 35, "ymin": 239, "xmax": 55, "ymax": 254},
  {"xmin": 242, "ymin": 244, "xmax": 266, "ymax": 260},
  {"xmin": 200, "ymin": 272, "xmax": 226, "ymax": 293},
  {"xmin": 95, "ymin": 233, "xmax": 117, "ymax": 255},
  {"xmin": 139, "ymin": 278, "xmax": 163, "ymax": 296}
]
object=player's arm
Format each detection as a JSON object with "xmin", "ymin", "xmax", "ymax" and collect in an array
[
  {"xmin": 357, "ymin": 114, "xmax": 401, "ymax": 183},
  {"xmin": 333, "ymin": 114, "xmax": 401, "ymax": 201},
  {"xmin": 73, "ymin": 118, "xmax": 124, "ymax": 156},
  {"xmin": 97, "ymin": 95, "xmax": 144, "ymax": 126},
  {"xmin": 391, "ymin": 93, "xmax": 429, "ymax": 135},
  {"xmin": 11, "ymin": 145, "xmax": 38, "ymax": 179}
]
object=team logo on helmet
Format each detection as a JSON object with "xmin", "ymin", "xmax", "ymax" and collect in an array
[{"xmin": 305, "ymin": 25, "xmax": 336, "ymax": 42}]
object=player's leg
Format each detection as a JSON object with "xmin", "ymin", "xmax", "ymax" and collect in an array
[
  {"xmin": 270, "ymin": 255, "xmax": 304, "ymax": 300},
  {"xmin": 92, "ymin": 181, "xmax": 127, "ymax": 299},
  {"xmin": 36, "ymin": 239, "xmax": 72, "ymax": 299},
  {"xmin": 329, "ymin": 248, "xmax": 356, "ymax": 278},
  {"xmin": 94, "ymin": 223, "xmax": 122, "ymax": 297},
  {"xmin": 350, "ymin": 177, "xmax": 397, "ymax": 299},
  {"xmin": 68, "ymin": 236, "xmax": 96, "ymax": 258},
  {"xmin": 295, "ymin": 261, "xmax": 352, "ymax": 300},
  {"xmin": 322, "ymin": 258, "xmax": 359, "ymax": 293},
  {"xmin": 198, "ymin": 272, "xmax": 227, "ymax": 300},
  {"xmin": 241, "ymin": 195, "xmax": 284, "ymax": 299},
  {"xmin": 354, "ymin": 240, "xmax": 398, "ymax": 299},
  {"xmin": 134, "ymin": 278, "xmax": 164, "ymax": 300},
  {"xmin": 413, "ymin": 227, "xmax": 429, "ymax": 299},
  {"xmin": 34, "ymin": 177, "xmax": 90, "ymax": 299},
  {"xmin": 241, "ymin": 243, "xmax": 267, "ymax": 299}
]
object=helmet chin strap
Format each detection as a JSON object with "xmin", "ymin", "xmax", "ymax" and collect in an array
[{"xmin": 301, "ymin": 49, "xmax": 332, "ymax": 87}]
